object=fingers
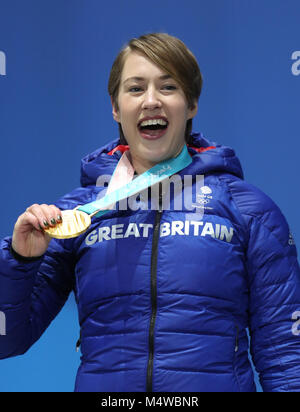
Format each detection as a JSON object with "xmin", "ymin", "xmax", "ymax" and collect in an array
[
  {"xmin": 25, "ymin": 204, "xmax": 62, "ymax": 230},
  {"xmin": 20, "ymin": 210, "xmax": 43, "ymax": 232}
]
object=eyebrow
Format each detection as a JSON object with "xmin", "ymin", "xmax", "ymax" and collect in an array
[{"xmin": 123, "ymin": 74, "xmax": 172, "ymax": 85}]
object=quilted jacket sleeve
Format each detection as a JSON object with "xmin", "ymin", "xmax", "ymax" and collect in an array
[
  {"xmin": 226, "ymin": 176, "xmax": 300, "ymax": 392},
  {"xmin": 0, "ymin": 236, "xmax": 75, "ymax": 359},
  {"xmin": 245, "ymin": 197, "xmax": 300, "ymax": 391}
]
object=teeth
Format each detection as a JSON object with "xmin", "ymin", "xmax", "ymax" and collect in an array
[{"xmin": 139, "ymin": 118, "xmax": 168, "ymax": 127}]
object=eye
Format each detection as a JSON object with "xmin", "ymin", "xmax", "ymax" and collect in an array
[
  {"xmin": 162, "ymin": 85, "xmax": 177, "ymax": 91},
  {"xmin": 128, "ymin": 86, "xmax": 142, "ymax": 93}
]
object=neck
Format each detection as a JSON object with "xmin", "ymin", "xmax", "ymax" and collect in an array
[
  {"xmin": 129, "ymin": 144, "xmax": 186, "ymax": 175},
  {"xmin": 129, "ymin": 156, "xmax": 156, "ymax": 175}
]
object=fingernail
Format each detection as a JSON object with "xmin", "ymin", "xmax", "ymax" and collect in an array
[
  {"xmin": 50, "ymin": 218, "xmax": 56, "ymax": 225},
  {"xmin": 39, "ymin": 224, "xmax": 43, "ymax": 230},
  {"xmin": 43, "ymin": 221, "xmax": 49, "ymax": 227},
  {"xmin": 57, "ymin": 215, "xmax": 62, "ymax": 222}
]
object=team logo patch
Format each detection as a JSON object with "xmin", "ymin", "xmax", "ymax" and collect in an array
[{"xmin": 192, "ymin": 185, "xmax": 213, "ymax": 211}]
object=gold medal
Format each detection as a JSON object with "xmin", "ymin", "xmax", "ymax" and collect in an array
[{"xmin": 44, "ymin": 209, "xmax": 92, "ymax": 239}]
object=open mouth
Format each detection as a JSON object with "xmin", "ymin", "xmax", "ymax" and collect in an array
[{"xmin": 138, "ymin": 118, "xmax": 169, "ymax": 139}]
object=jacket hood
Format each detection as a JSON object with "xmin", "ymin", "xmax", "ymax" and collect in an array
[{"xmin": 80, "ymin": 132, "xmax": 244, "ymax": 187}]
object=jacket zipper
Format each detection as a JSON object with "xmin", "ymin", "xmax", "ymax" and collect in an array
[{"xmin": 146, "ymin": 183, "xmax": 163, "ymax": 392}]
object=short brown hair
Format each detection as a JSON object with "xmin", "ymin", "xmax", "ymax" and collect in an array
[{"xmin": 108, "ymin": 33, "xmax": 203, "ymax": 144}]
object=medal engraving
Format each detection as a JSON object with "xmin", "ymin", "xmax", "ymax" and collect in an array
[{"xmin": 45, "ymin": 209, "xmax": 91, "ymax": 239}]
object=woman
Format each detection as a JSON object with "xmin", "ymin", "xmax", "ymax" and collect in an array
[{"xmin": 1, "ymin": 33, "xmax": 300, "ymax": 392}]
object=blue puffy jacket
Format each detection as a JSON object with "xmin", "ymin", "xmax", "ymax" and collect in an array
[{"xmin": 1, "ymin": 133, "xmax": 300, "ymax": 392}]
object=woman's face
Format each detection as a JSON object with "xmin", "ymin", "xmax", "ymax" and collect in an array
[{"xmin": 112, "ymin": 52, "xmax": 197, "ymax": 173}]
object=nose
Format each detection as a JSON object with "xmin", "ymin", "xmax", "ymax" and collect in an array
[{"xmin": 141, "ymin": 86, "xmax": 162, "ymax": 110}]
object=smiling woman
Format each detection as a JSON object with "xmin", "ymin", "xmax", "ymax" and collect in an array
[
  {"xmin": 0, "ymin": 32, "xmax": 300, "ymax": 393},
  {"xmin": 111, "ymin": 51, "xmax": 198, "ymax": 174},
  {"xmin": 107, "ymin": 34, "xmax": 202, "ymax": 174},
  {"xmin": 108, "ymin": 33, "xmax": 202, "ymax": 143}
]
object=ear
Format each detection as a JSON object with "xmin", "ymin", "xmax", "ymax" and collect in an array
[
  {"xmin": 187, "ymin": 101, "xmax": 198, "ymax": 120},
  {"xmin": 111, "ymin": 96, "xmax": 120, "ymax": 123}
]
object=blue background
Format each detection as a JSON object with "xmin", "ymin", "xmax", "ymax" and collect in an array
[{"xmin": 0, "ymin": 0, "xmax": 299, "ymax": 392}]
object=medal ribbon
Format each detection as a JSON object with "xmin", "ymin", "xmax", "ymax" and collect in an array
[{"xmin": 77, "ymin": 144, "xmax": 192, "ymax": 218}]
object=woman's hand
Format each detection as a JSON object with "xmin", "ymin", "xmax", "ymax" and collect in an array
[{"xmin": 11, "ymin": 204, "xmax": 62, "ymax": 258}]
